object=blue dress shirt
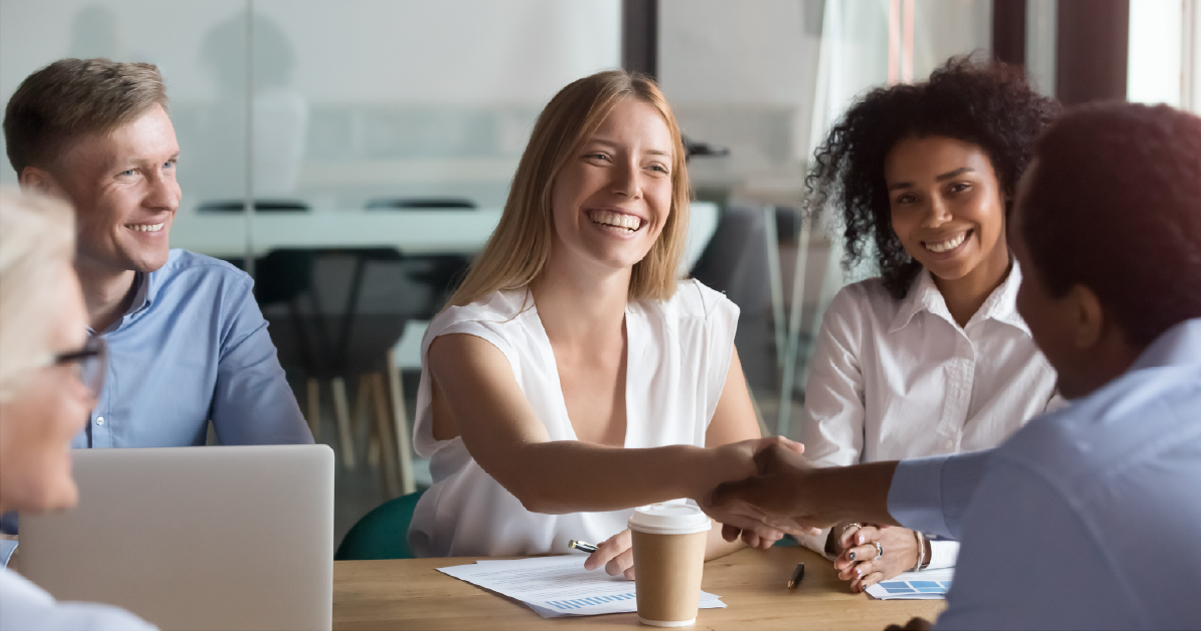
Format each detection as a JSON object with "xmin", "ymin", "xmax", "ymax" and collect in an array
[
  {"xmin": 0, "ymin": 251, "xmax": 312, "ymax": 540},
  {"xmin": 888, "ymin": 318, "xmax": 1201, "ymax": 630},
  {"xmin": 74, "ymin": 249, "xmax": 314, "ymax": 448}
]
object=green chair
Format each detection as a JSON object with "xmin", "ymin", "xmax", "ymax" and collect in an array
[{"xmin": 336, "ymin": 489, "xmax": 425, "ymax": 560}]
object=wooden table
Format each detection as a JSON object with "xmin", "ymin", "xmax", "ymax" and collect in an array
[{"xmin": 333, "ymin": 547, "xmax": 944, "ymax": 630}]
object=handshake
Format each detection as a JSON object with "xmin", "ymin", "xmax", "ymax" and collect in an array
[{"xmin": 699, "ymin": 437, "xmax": 899, "ymax": 548}]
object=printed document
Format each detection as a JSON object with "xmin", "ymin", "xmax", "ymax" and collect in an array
[
  {"xmin": 438, "ymin": 555, "xmax": 726, "ymax": 618},
  {"xmin": 865, "ymin": 567, "xmax": 954, "ymax": 600}
]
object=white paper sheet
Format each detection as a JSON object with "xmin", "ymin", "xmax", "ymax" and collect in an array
[
  {"xmin": 865, "ymin": 568, "xmax": 955, "ymax": 600},
  {"xmin": 438, "ymin": 555, "xmax": 726, "ymax": 618}
]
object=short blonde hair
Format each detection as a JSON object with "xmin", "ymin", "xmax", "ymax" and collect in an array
[
  {"xmin": 3, "ymin": 58, "xmax": 168, "ymax": 174},
  {"xmin": 446, "ymin": 70, "xmax": 691, "ymax": 308},
  {"xmin": 0, "ymin": 189, "xmax": 76, "ymax": 402}
]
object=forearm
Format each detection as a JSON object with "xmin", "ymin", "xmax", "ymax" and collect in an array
[
  {"xmin": 808, "ymin": 461, "xmax": 902, "ymax": 527},
  {"xmin": 488, "ymin": 442, "xmax": 732, "ymax": 514}
]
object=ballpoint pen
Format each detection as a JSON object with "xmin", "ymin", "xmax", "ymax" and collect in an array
[
  {"xmin": 568, "ymin": 539, "xmax": 599, "ymax": 553},
  {"xmin": 787, "ymin": 563, "xmax": 805, "ymax": 589}
]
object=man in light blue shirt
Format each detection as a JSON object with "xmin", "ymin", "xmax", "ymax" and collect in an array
[
  {"xmin": 3, "ymin": 61, "xmax": 311, "ymax": 474},
  {"xmin": 706, "ymin": 103, "xmax": 1201, "ymax": 630}
]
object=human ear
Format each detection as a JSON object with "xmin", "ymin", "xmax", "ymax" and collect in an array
[
  {"xmin": 19, "ymin": 166, "xmax": 66, "ymax": 198},
  {"xmin": 1067, "ymin": 284, "xmax": 1105, "ymax": 350}
]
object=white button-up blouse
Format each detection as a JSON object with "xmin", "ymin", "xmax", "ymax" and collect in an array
[{"xmin": 799, "ymin": 262, "xmax": 1059, "ymax": 568}]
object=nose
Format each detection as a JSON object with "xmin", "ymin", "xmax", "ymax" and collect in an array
[
  {"xmin": 145, "ymin": 169, "xmax": 181, "ymax": 213},
  {"xmin": 921, "ymin": 195, "xmax": 953, "ymax": 229},
  {"xmin": 610, "ymin": 158, "xmax": 642, "ymax": 200}
]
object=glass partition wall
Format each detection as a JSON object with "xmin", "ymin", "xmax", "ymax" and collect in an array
[
  {"xmin": 659, "ymin": 0, "xmax": 994, "ymax": 439},
  {"xmin": 3, "ymin": 0, "xmax": 1005, "ymax": 542},
  {"xmin": 0, "ymin": 0, "xmax": 622, "ymax": 542}
]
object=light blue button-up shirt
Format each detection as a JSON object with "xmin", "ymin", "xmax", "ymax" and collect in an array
[
  {"xmin": 1, "ymin": 250, "xmax": 313, "ymax": 538},
  {"xmin": 888, "ymin": 318, "xmax": 1201, "ymax": 630},
  {"xmin": 0, "ymin": 251, "xmax": 313, "ymax": 549},
  {"xmin": 73, "ymin": 249, "xmax": 313, "ymax": 448}
]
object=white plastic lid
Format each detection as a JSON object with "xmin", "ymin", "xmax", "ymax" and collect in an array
[{"xmin": 627, "ymin": 500, "xmax": 712, "ymax": 535}]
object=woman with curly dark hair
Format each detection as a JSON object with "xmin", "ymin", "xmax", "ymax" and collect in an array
[{"xmin": 796, "ymin": 56, "xmax": 1062, "ymax": 590}]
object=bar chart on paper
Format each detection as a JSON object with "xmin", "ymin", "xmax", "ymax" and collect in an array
[
  {"xmin": 865, "ymin": 568, "xmax": 954, "ymax": 600},
  {"xmin": 545, "ymin": 592, "xmax": 636, "ymax": 611},
  {"xmin": 437, "ymin": 555, "xmax": 725, "ymax": 617}
]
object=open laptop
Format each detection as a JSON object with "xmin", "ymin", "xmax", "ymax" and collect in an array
[{"xmin": 20, "ymin": 445, "xmax": 335, "ymax": 631}]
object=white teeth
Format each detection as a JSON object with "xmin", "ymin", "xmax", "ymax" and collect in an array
[
  {"xmin": 926, "ymin": 232, "xmax": 967, "ymax": 253},
  {"xmin": 589, "ymin": 210, "xmax": 641, "ymax": 232},
  {"xmin": 127, "ymin": 223, "xmax": 164, "ymax": 233}
]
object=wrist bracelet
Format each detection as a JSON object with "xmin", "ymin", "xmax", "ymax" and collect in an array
[{"xmin": 910, "ymin": 530, "xmax": 926, "ymax": 572}]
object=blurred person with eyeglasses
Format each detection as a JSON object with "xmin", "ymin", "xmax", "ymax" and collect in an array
[
  {"xmin": 0, "ymin": 59, "xmax": 313, "ymax": 537},
  {"xmin": 0, "ymin": 189, "xmax": 157, "ymax": 631}
]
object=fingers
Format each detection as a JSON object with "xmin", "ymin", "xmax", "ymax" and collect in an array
[
  {"xmin": 840, "ymin": 541, "xmax": 882, "ymax": 567},
  {"xmin": 740, "ymin": 529, "xmax": 781, "ymax": 550},
  {"xmin": 707, "ymin": 475, "xmax": 780, "ymax": 515},
  {"xmin": 584, "ymin": 529, "xmax": 631, "ymax": 572},
  {"xmin": 839, "ymin": 524, "xmax": 880, "ymax": 550},
  {"xmin": 702, "ymin": 496, "xmax": 794, "ymax": 540},
  {"xmin": 838, "ymin": 555, "xmax": 877, "ymax": 581},
  {"xmin": 850, "ymin": 570, "xmax": 884, "ymax": 593},
  {"xmin": 605, "ymin": 546, "xmax": 635, "ymax": 579},
  {"xmin": 753, "ymin": 435, "xmax": 805, "ymax": 456}
]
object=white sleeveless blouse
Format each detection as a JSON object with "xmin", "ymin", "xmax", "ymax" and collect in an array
[{"xmin": 408, "ymin": 279, "xmax": 738, "ymax": 557}]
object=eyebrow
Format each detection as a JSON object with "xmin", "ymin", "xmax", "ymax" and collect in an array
[
  {"xmin": 887, "ymin": 166, "xmax": 976, "ymax": 191},
  {"xmin": 588, "ymin": 138, "xmax": 672, "ymax": 158}
]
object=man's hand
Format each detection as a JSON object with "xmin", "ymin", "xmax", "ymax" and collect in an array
[
  {"xmin": 885, "ymin": 617, "xmax": 932, "ymax": 631},
  {"xmin": 702, "ymin": 441, "xmax": 828, "ymax": 542},
  {"xmin": 704, "ymin": 449, "xmax": 903, "ymax": 544}
]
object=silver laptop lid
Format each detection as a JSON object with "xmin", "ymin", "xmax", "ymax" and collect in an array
[{"xmin": 20, "ymin": 445, "xmax": 334, "ymax": 631}]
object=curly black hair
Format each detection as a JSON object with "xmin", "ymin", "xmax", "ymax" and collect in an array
[{"xmin": 804, "ymin": 55, "xmax": 1060, "ymax": 300}]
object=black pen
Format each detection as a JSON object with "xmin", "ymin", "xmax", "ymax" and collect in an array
[
  {"xmin": 568, "ymin": 539, "xmax": 599, "ymax": 553},
  {"xmin": 787, "ymin": 563, "xmax": 805, "ymax": 589}
]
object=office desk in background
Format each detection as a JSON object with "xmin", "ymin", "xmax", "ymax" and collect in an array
[
  {"xmin": 169, "ymin": 202, "xmax": 720, "ymax": 273},
  {"xmin": 333, "ymin": 547, "xmax": 945, "ymax": 630}
]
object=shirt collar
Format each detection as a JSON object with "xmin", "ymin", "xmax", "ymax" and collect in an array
[
  {"xmin": 92, "ymin": 271, "xmax": 154, "ymax": 335},
  {"xmin": 888, "ymin": 259, "xmax": 1030, "ymax": 336},
  {"xmin": 1131, "ymin": 317, "xmax": 1201, "ymax": 371}
]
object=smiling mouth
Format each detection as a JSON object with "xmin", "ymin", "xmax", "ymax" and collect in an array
[
  {"xmin": 125, "ymin": 223, "xmax": 164, "ymax": 233},
  {"xmin": 924, "ymin": 230, "xmax": 971, "ymax": 253},
  {"xmin": 587, "ymin": 209, "xmax": 645, "ymax": 233}
]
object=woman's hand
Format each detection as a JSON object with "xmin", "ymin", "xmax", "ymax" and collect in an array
[
  {"xmin": 833, "ymin": 524, "xmax": 919, "ymax": 593},
  {"xmin": 584, "ymin": 529, "xmax": 635, "ymax": 580},
  {"xmin": 701, "ymin": 435, "xmax": 806, "ymax": 496}
]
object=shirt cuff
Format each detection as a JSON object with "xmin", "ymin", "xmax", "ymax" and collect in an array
[
  {"xmin": 887, "ymin": 455, "xmax": 954, "ymax": 538},
  {"xmin": 796, "ymin": 528, "xmax": 835, "ymax": 560},
  {"xmin": 923, "ymin": 538, "xmax": 958, "ymax": 570}
]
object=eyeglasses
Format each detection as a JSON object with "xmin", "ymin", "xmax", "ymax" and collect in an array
[{"xmin": 51, "ymin": 336, "xmax": 107, "ymax": 399}]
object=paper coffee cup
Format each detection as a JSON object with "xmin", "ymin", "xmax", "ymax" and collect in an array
[{"xmin": 628, "ymin": 500, "xmax": 712, "ymax": 627}]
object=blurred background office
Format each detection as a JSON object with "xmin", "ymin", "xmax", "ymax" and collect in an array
[{"xmin": 2, "ymin": 0, "xmax": 1197, "ymax": 544}]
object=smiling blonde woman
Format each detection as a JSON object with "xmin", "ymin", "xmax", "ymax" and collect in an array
[{"xmin": 408, "ymin": 70, "xmax": 797, "ymax": 576}]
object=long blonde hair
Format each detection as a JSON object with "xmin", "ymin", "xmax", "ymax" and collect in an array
[
  {"xmin": 446, "ymin": 70, "xmax": 691, "ymax": 308},
  {"xmin": 0, "ymin": 189, "xmax": 76, "ymax": 402}
]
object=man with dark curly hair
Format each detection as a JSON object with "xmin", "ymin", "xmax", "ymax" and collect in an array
[
  {"xmin": 795, "ymin": 57, "xmax": 1062, "ymax": 588},
  {"xmin": 707, "ymin": 102, "xmax": 1201, "ymax": 630}
]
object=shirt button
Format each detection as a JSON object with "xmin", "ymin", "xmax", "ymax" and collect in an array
[
  {"xmin": 944, "ymin": 438, "xmax": 953, "ymax": 449},
  {"xmin": 96, "ymin": 417, "xmax": 105, "ymax": 426}
]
